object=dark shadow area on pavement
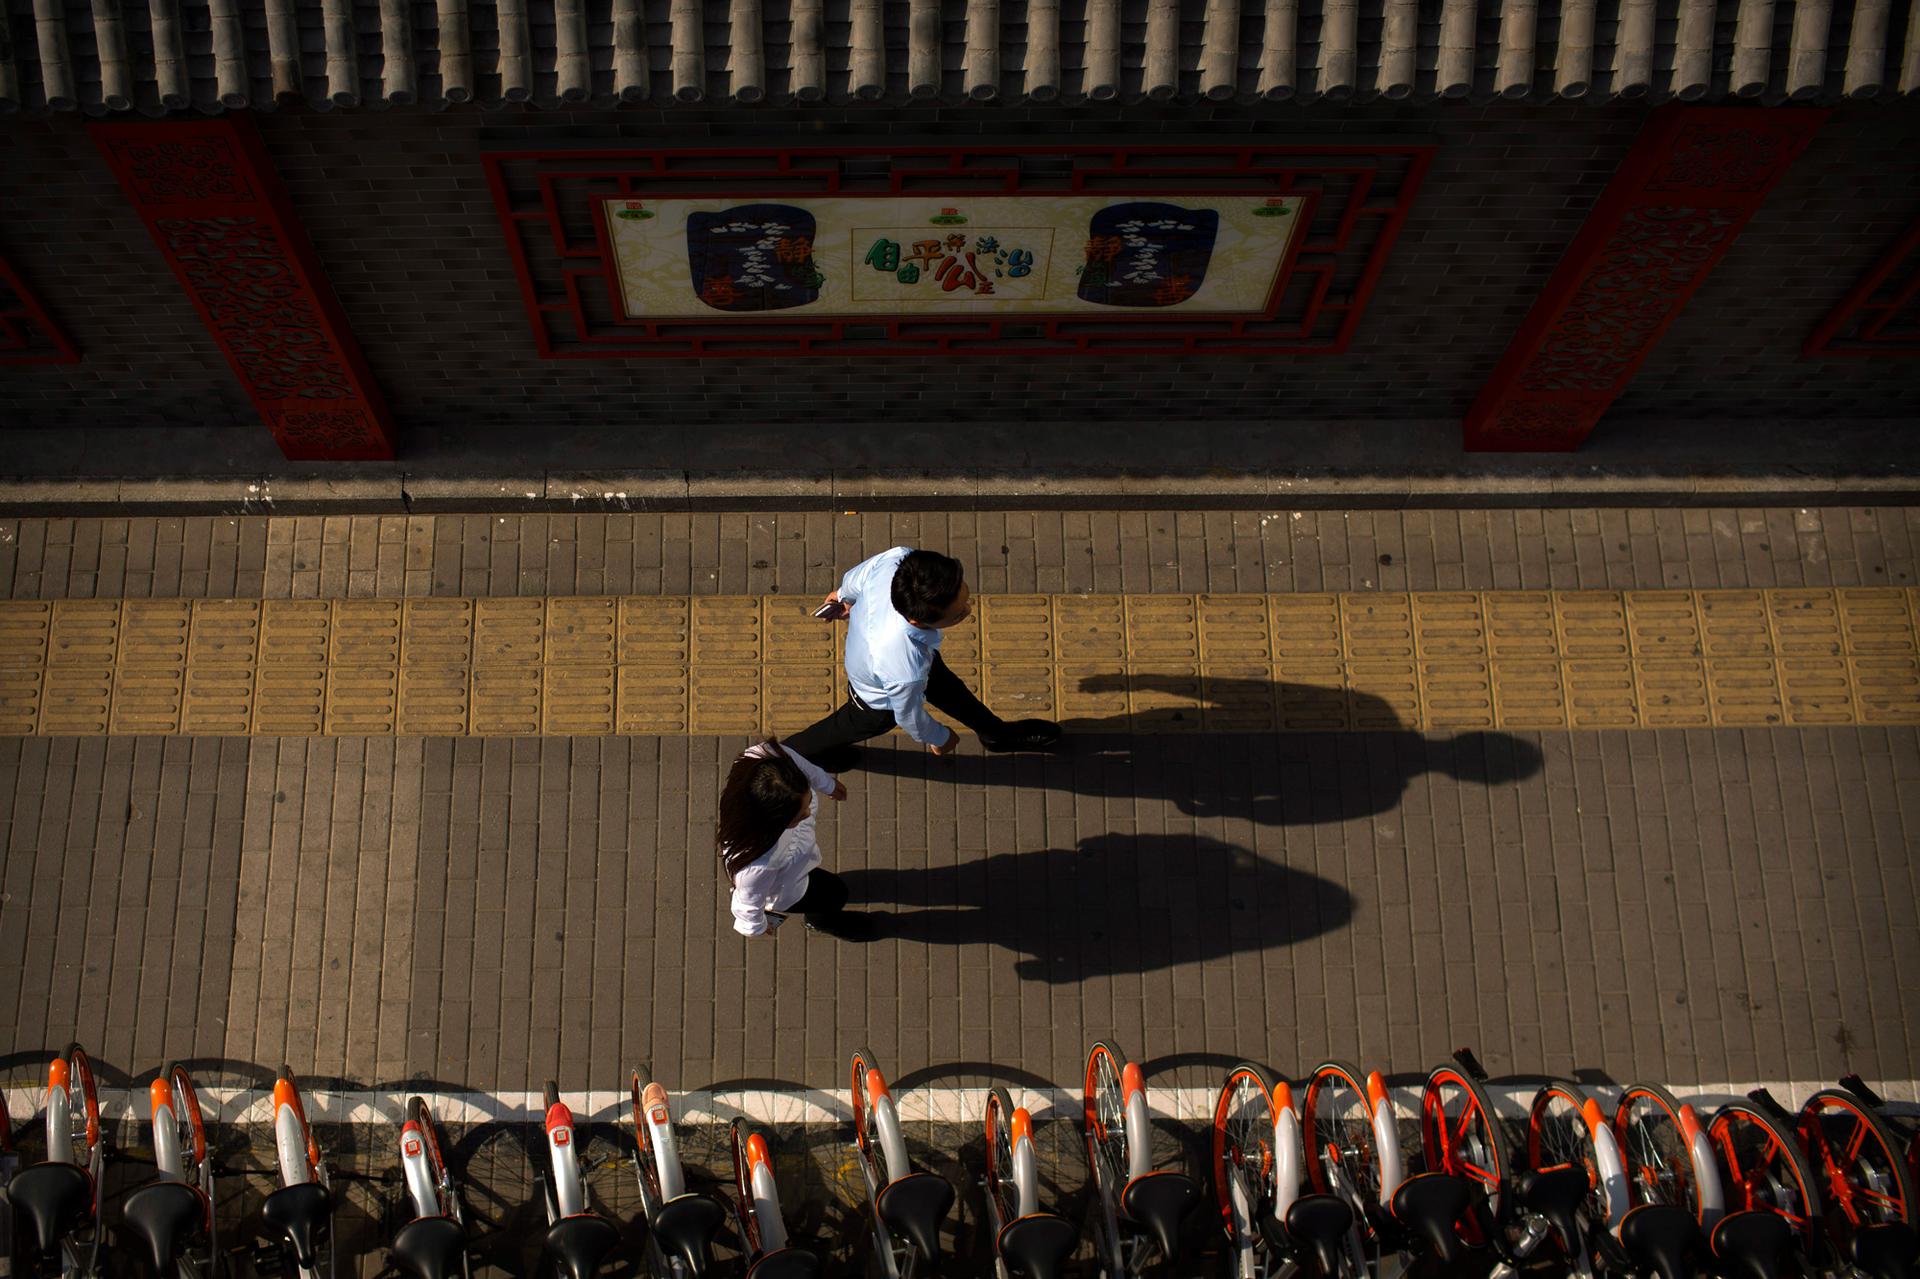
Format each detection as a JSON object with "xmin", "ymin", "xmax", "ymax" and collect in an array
[
  {"xmin": 842, "ymin": 834, "xmax": 1354, "ymax": 982},
  {"xmin": 849, "ymin": 674, "xmax": 1544, "ymax": 826}
]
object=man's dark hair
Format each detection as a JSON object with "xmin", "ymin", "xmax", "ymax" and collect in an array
[{"xmin": 891, "ymin": 549, "xmax": 966, "ymax": 624}]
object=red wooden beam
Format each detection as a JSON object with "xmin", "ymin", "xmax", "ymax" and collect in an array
[
  {"xmin": 90, "ymin": 117, "xmax": 396, "ymax": 461},
  {"xmin": 1464, "ymin": 106, "xmax": 1829, "ymax": 453},
  {"xmin": 1803, "ymin": 215, "xmax": 1920, "ymax": 358},
  {"xmin": 0, "ymin": 249, "xmax": 80, "ymax": 364}
]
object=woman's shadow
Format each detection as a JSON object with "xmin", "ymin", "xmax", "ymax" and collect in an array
[
  {"xmin": 853, "ymin": 672, "xmax": 1546, "ymax": 826},
  {"xmin": 842, "ymin": 833, "xmax": 1353, "ymax": 983}
]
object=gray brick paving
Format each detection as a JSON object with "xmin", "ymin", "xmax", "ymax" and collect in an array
[
  {"xmin": 2, "ymin": 725, "xmax": 1916, "ymax": 1093},
  {"xmin": 1, "ymin": 504, "xmax": 1917, "ymax": 1109},
  {"xmin": 0, "ymin": 506, "xmax": 1917, "ymax": 601}
]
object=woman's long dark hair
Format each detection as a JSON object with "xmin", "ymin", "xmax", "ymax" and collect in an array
[{"xmin": 716, "ymin": 737, "xmax": 811, "ymax": 881}]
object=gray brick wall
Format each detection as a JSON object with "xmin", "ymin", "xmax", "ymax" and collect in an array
[{"xmin": 2, "ymin": 100, "xmax": 1916, "ymax": 444}]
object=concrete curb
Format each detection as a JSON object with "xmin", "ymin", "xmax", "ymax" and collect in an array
[{"xmin": 2, "ymin": 470, "xmax": 1917, "ymax": 514}]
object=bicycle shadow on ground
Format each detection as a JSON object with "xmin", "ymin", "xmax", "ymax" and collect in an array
[
  {"xmin": 841, "ymin": 833, "xmax": 1354, "ymax": 983},
  {"xmin": 850, "ymin": 673, "xmax": 1545, "ymax": 826}
]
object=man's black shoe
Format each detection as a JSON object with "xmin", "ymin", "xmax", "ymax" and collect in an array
[
  {"xmin": 982, "ymin": 719, "xmax": 1062, "ymax": 752},
  {"xmin": 808, "ymin": 745, "xmax": 864, "ymax": 773},
  {"xmin": 804, "ymin": 911, "xmax": 877, "ymax": 942}
]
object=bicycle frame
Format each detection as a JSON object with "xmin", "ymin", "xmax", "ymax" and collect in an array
[
  {"xmin": 1586, "ymin": 1097, "xmax": 1632, "ymax": 1233},
  {"xmin": 392, "ymin": 1097, "xmax": 472, "ymax": 1279},
  {"xmin": 34, "ymin": 1047, "xmax": 105, "ymax": 1279},
  {"xmin": 1087, "ymin": 1052, "xmax": 1181, "ymax": 1279},
  {"xmin": 399, "ymin": 1116, "xmax": 441, "ymax": 1221},
  {"xmin": 148, "ymin": 1070, "xmax": 219, "ymax": 1279},
  {"xmin": 983, "ymin": 1091, "xmax": 1080, "ymax": 1279},
  {"xmin": 269, "ymin": 1073, "xmax": 334, "ymax": 1279},
  {"xmin": 634, "ymin": 1075, "xmax": 688, "ymax": 1204},
  {"xmin": 629, "ymin": 1068, "xmax": 726, "ymax": 1278},
  {"xmin": 542, "ymin": 1087, "xmax": 587, "ymax": 1223},
  {"xmin": 733, "ymin": 1122, "xmax": 790, "ymax": 1255},
  {"xmin": 1083, "ymin": 1063, "xmax": 1132, "ymax": 1277},
  {"xmin": 854, "ymin": 1062, "xmax": 917, "ymax": 1279},
  {"xmin": 1221, "ymin": 1076, "xmax": 1306, "ymax": 1279}
]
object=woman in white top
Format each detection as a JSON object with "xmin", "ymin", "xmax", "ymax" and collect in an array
[{"xmin": 720, "ymin": 737, "xmax": 873, "ymax": 941}]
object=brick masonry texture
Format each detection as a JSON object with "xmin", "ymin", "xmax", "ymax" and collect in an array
[
  {"xmin": 3, "ymin": 726, "xmax": 1917, "ymax": 1092},
  {"xmin": 0, "ymin": 505, "xmax": 1916, "ymax": 1097},
  {"xmin": 0, "ymin": 507, "xmax": 1916, "ymax": 601},
  {"xmin": 1, "ymin": 102, "xmax": 1917, "ymax": 444}
]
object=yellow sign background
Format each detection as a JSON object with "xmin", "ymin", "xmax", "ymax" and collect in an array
[{"xmin": 604, "ymin": 193, "xmax": 1303, "ymax": 319}]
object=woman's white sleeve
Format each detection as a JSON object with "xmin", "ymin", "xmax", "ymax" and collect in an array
[
  {"xmin": 730, "ymin": 865, "xmax": 771, "ymax": 937},
  {"xmin": 778, "ymin": 743, "xmax": 838, "ymax": 795}
]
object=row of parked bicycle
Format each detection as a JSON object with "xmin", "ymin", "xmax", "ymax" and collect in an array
[{"xmin": 4, "ymin": 1041, "xmax": 1917, "ymax": 1278}]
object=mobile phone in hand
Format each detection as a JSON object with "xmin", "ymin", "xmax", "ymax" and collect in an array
[{"xmin": 813, "ymin": 601, "xmax": 844, "ymax": 620}]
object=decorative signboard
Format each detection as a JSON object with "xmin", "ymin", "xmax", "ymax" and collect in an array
[
  {"xmin": 602, "ymin": 194, "xmax": 1302, "ymax": 319},
  {"xmin": 484, "ymin": 146, "xmax": 1433, "ymax": 359}
]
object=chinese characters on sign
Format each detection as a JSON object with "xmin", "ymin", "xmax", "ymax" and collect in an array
[
  {"xmin": 603, "ymin": 194, "xmax": 1301, "ymax": 319},
  {"xmin": 859, "ymin": 231, "xmax": 1038, "ymax": 296}
]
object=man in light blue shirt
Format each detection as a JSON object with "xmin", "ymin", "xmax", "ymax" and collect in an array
[{"xmin": 784, "ymin": 547, "xmax": 1061, "ymax": 771}]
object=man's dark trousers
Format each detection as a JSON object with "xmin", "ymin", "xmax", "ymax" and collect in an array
[{"xmin": 785, "ymin": 654, "xmax": 1007, "ymax": 758}]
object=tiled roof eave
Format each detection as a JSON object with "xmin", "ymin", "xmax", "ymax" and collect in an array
[{"xmin": 3, "ymin": 0, "xmax": 1917, "ymax": 116}]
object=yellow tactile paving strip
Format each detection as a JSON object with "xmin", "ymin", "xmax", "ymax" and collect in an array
[{"xmin": 0, "ymin": 589, "xmax": 1917, "ymax": 736}]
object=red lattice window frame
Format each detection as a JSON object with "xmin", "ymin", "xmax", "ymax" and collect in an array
[
  {"xmin": 0, "ymin": 252, "xmax": 79, "ymax": 364},
  {"xmin": 483, "ymin": 145, "xmax": 1432, "ymax": 359},
  {"xmin": 1804, "ymin": 216, "xmax": 1920, "ymax": 357}
]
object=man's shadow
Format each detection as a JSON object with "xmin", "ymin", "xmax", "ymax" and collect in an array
[
  {"xmin": 844, "ymin": 833, "xmax": 1353, "ymax": 983},
  {"xmin": 854, "ymin": 672, "xmax": 1546, "ymax": 826}
]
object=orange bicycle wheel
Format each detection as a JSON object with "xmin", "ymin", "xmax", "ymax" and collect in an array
[
  {"xmin": 1421, "ymin": 1063, "xmax": 1508, "ymax": 1241},
  {"xmin": 630, "ymin": 1065, "xmax": 664, "ymax": 1208},
  {"xmin": 849, "ymin": 1047, "xmax": 885, "ymax": 1190},
  {"xmin": 1529, "ymin": 1081, "xmax": 1609, "ymax": 1227},
  {"xmin": 1303, "ymin": 1060, "xmax": 1382, "ymax": 1239},
  {"xmin": 985, "ymin": 1087, "xmax": 1019, "ymax": 1229},
  {"xmin": 1798, "ymin": 1089, "xmax": 1917, "ymax": 1246},
  {"xmin": 1213, "ymin": 1064, "xmax": 1278, "ymax": 1248},
  {"xmin": 1083, "ymin": 1041, "xmax": 1130, "ymax": 1187},
  {"xmin": 1710, "ymin": 1102, "xmax": 1822, "ymax": 1250},
  {"xmin": 168, "ymin": 1064, "xmax": 208, "ymax": 1168},
  {"xmin": 731, "ymin": 1118, "xmax": 764, "ymax": 1255},
  {"xmin": 67, "ymin": 1043, "xmax": 101, "ymax": 1157},
  {"xmin": 1615, "ymin": 1083, "xmax": 1703, "ymax": 1218}
]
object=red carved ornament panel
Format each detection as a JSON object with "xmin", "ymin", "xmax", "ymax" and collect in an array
[
  {"xmin": 1464, "ymin": 106, "xmax": 1829, "ymax": 453},
  {"xmin": 89, "ymin": 119, "xmax": 396, "ymax": 461}
]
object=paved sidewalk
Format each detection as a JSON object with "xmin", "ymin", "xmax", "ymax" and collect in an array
[
  {"xmin": 0, "ymin": 509, "xmax": 1916, "ymax": 1109},
  {"xmin": 0, "ymin": 507, "xmax": 1915, "ymax": 601}
]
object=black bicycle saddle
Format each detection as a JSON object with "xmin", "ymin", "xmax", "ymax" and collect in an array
[
  {"xmin": 1619, "ymin": 1203, "xmax": 1702, "ymax": 1279},
  {"xmin": 1284, "ymin": 1192, "xmax": 1357, "ymax": 1279},
  {"xmin": 1850, "ymin": 1222, "xmax": 1919, "ymax": 1279},
  {"xmin": 1120, "ymin": 1170, "xmax": 1199, "ymax": 1259},
  {"xmin": 122, "ymin": 1180, "xmax": 205, "ymax": 1276},
  {"xmin": 541, "ymin": 1214, "xmax": 622, "ymax": 1279},
  {"xmin": 8, "ymin": 1162, "xmax": 92, "ymax": 1260},
  {"xmin": 876, "ymin": 1171, "xmax": 954, "ymax": 1262},
  {"xmin": 745, "ymin": 1247, "xmax": 822, "ymax": 1279},
  {"xmin": 1514, "ymin": 1164, "xmax": 1591, "ymax": 1254},
  {"xmin": 391, "ymin": 1215, "xmax": 467, "ymax": 1279},
  {"xmin": 261, "ymin": 1181, "xmax": 333, "ymax": 1270},
  {"xmin": 651, "ymin": 1194, "xmax": 725, "ymax": 1277},
  {"xmin": 997, "ymin": 1212, "xmax": 1078, "ymax": 1279},
  {"xmin": 1390, "ymin": 1172, "xmax": 1474, "ymax": 1266},
  {"xmin": 1710, "ymin": 1209, "xmax": 1794, "ymax": 1279}
]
